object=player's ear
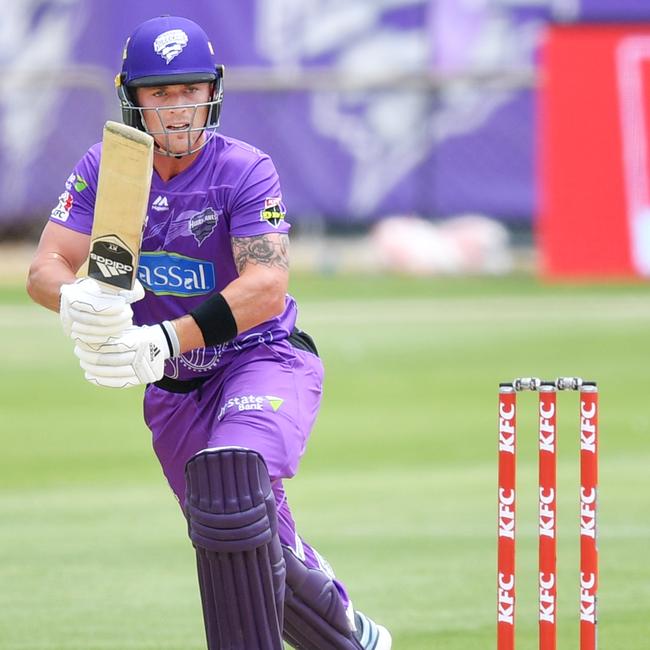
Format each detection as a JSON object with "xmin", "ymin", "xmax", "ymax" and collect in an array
[{"xmin": 116, "ymin": 73, "xmax": 146, "ymax": 132}]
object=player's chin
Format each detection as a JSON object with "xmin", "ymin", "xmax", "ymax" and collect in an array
[
  {"xmin": 157, "ymin": 131, "xmax": 204, "ymax": 156},
  {"xmin": 153, "ymin": 140, "xmax": 188, "ymax": 157}
]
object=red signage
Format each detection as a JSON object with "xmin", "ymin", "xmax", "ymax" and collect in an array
[{"xmin": 539, "ymin": 25, "xmax": 650, "ymax": 278}]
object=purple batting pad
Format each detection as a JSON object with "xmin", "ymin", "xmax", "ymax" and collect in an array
[
  {"xmin": 185, "ymin": 447, "xmax": 285, "ymax": 649},
  {"xmin": 282, "ymin": 547, "xmax": 363, "ymax": 650}
]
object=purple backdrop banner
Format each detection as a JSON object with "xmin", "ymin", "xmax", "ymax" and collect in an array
[
  {"xmin": 1, "ymin": 0, "xmax": 648, "ymax": 229},
  {"xmin": 578, "ymin": 0, "xmax": 650, "ymax": 21}
]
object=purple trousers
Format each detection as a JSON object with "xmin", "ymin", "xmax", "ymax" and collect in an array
[{"xmin": 143, "ymin": 338, "xmax": 350, "ymax": 605}]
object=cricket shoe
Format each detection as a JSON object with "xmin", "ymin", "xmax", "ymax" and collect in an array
[{"xmin": 353, "ymin": 610, "xmax": 392, "ymax": 650}]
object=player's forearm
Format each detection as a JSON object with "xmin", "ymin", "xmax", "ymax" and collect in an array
[
  {"xmin": 172, "ymin": 314, "xmax": 207, "ymax": 352},
  {"xmin": 26, "ymin": 252, "xmax": 78, "ymax": 312},
  {"xmin": 221, "ymin": 269, "xmax": 286, "ymax": 333},
  {"xmin": 171, "ymin": 270, "xmax": 286, "ymax": 354}
]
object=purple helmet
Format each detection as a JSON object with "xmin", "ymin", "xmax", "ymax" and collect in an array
[{"xmin": 116, "ymin": 16, "xmax": 224, "ymax": 154}]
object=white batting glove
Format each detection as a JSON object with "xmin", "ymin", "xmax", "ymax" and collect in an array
[
  {"xmin": 60, "ymin": 277, "xmax": 145, "ymax": 342},
  {"xmin": 74, "ymin": 322, "xmax": 179, "ymax": 388}
]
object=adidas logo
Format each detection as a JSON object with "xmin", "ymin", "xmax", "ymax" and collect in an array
[
  {"xmin": 89, "ymin": 252, "xmax": 132, "ymax": 279},
  {"xmin": 149, "ymin": 343, "xmax": 161, "ymax": 362},
  {"xmin": 152, "ymin": 195, "xmax": 169, "ymax": 212}
]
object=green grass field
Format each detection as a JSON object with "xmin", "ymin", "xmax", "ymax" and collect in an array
[{"xmin": 2, "ymin": 273, "xmax": 650, "ymax": 649}]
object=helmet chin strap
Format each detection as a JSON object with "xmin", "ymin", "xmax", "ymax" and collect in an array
[
  {"xmin": 151, "ymin": 128, "xmax": 213, "ymax": 158},
  {"xmin": 152, "ymin": 140, "xmax": 187, "ymax": 159}
]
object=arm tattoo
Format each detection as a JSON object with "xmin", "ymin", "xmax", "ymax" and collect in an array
[{"xmin": 232, "ymin": 234, "xmax": 290, "ymax": 274}]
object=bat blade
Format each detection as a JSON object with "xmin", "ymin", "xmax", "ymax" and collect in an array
[{"xmin": 86, "ymin": 121, "xmax": 153, "ymax": 291}]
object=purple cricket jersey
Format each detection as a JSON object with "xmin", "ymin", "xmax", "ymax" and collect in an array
[{"xmin": 50, "ymin": 132, "xmax": 297, "ymax": 380}]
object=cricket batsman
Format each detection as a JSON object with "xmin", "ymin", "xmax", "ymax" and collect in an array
[{"xmin": 26, "ymin": 14, "xmax": 391, "ymax": 650}]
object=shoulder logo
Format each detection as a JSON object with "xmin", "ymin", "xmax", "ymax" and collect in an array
[
  {"xmin": 152, "ymin": 195, "xmax": 169, "ymax": 212},
  {"xmin": 74, "ymin": 174, "xmax": 88, "ymax": 192},
  {"xmin": 64, "ymin": 173, "xmax": 88, "ymax": 193},
  {"xmin": 51, "ymin": 191, "xmax": 74, "ymax": 222},
  {"xmin": 154, "ymin": 29, "xmax": 189, "ymax": 64},
  {"xmin": 190, "ymin": 207, "xmax": 219, "ymax": 245},
  {"xmin": 260, "ymin": 197, "xmax": 286, "ymax": 228}
]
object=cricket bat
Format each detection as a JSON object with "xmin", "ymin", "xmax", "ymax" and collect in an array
[{"xmin": 84, "ymin": 121, "xmax": 153, "ymax": 291}]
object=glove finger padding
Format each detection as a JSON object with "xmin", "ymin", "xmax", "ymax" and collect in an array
[
  {"xmin": 71, "ymin": 317, "xmax": 133, "ymax": 339},
  {"xmin": 75, "ymin": 345, "xmax": 136, "ymax": 367},
  {"xmin": 68, "ymin": 304, "xmax": 133, "ymax": 327},
  {"xmin": 84, "ymin": 372, "xmax": 141, "ymax": 389},
  {"xmin": 61, "ymin": 280, "xmax": 128, "ymax": 315},
  {"xmin": 78, "ymin": 360, "xmax": 139, "ymax": 377},
  {"xmin": 74, "ymin": 334, "xmax": 139, "ymax": 354}
]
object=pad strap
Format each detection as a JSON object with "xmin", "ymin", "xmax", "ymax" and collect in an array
[{"xmin": 282, "ymin": 547, "xmax": 363, "ymax": 649}]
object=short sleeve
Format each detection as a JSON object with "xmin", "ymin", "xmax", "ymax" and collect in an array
[
  {"xmin": 48, "ymin": 144, "xmax": 100, "ymax": 235},
  {"xmin": 228, "ymin": 155, "xmax": 290, "ymax": 237}
]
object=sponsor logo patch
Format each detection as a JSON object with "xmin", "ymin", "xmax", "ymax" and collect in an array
[
  {"xmin": 260, "ymin": 197, "xmax": 286, "ymax": 228},
  {"xmin": 218, "ymin": 395, "xmax": 285, "ymax": 420},
  {"xmin": 154, "ymin": 29, "xmax": 189, "ymax": 64},
  {"xmin": 51, "ymin": 191, "xmax": 74, "ymax": 222},
  {"xmin": 74, "ymin": 174, "xmax": 89, "ymax": 192},
  {"xmin": 65, "ymin": 173, "xmax": 89, "ymax": 193},
  {"xmin": 138, "ymin": 251, "xmax": 215, "ymax": 296},
  {"xmin": 190, "ymin": 207, "xmax": 219, "ymax": 245}
]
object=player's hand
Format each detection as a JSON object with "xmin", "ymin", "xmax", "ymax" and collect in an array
[
  {"xmin": 60, "ymin": 277, "xmax": 145, "ymax": 342},
  {"xmin": 74, "ymin": 323, "xmax": 173, "ymax": 388}
]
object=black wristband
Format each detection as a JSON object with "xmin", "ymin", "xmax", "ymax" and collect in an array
[{"xmin": 189, "ymin": 292, "xmax": 238, "ymax": 346}]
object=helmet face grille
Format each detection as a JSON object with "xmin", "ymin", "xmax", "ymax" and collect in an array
[{"xmin": 118, "ymin": 83, "xmax": 223, "ymax": 157}]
